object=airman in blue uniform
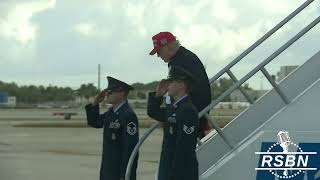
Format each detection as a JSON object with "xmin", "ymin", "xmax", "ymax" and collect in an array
[
  {"xmin": 85, "ymin": 76, "xmax": 139, "ymax": 180},
  {"xmin": 148, "ymin": 66, "xmax": 199, "ymax": 180}
]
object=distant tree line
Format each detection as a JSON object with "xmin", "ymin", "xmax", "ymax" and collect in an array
[
  {"xmin": 0, "ymin": 81, "xmax": 98, "ymax": 104},
  {"xmin": 131, "ymin": 78, "xmax": 252, "ymax": 102},
  {"xmin": 0, "ymin": 78, "xmax": 252, "ymax": 104}
]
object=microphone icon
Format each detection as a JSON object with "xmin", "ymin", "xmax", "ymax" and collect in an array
[{"xmin": 277, "ymin": 131, "xmax": 291, "ymax": 176}]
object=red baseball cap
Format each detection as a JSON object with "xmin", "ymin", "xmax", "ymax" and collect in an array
[{"xmin": 149, "ymin": 32, "xmax": 176, "ymax": 55}]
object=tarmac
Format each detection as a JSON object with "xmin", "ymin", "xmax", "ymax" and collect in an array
[
  {"xmin": 0, "ymin": 108, "xmax": 162, "ymax": 180},
  {"xmin": 0, "ymin": 108, "xmax": 239, "ymax": 180}
]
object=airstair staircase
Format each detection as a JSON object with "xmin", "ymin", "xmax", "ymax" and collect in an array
[{"xmin": 125, "ymin": 0, "xmax": 320, "ymax": 179}]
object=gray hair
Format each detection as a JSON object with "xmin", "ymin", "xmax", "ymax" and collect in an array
[{"xmin": 169, "ymin": 39, "xmax": 181, "ymax": 50}]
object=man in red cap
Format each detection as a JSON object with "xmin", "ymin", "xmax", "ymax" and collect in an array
[{"xmin": 149, "ymin": 31, "xmax": 212, "ymax": 139}]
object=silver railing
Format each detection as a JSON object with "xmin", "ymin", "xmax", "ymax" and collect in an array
[
  {"xmin": 198, "ymin": 15, "xmax": 320, "ymax": 148},
  {"xmin": 125, "ymin": 1, "xmax": 318, "ymax": 179}
]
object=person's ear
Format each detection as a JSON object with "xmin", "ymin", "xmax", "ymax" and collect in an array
[{"xmin": 167, "ymin": 44, "xmax": 173, "ymax": 52}]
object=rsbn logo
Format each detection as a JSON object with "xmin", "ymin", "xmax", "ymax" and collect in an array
[{"xmin": 256, "ymin": 131, "xmax": 320, "ymax": 179}]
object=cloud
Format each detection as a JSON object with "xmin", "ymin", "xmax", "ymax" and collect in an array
[
  {"xmin": 174, "ymin": 19, "xmax": 266, "ymax": 64},
  {"xmin": 257, "ymin": 0, "xmax": 302, "ymax": 15},
  {"xmin": 0, "ymin": 0, "xmax": 319, "ymax": 90},
  {"xmin": 124, "ymin": 2, "xmax": 147, "ymax": 37},
  {"xmin": 211, "ymin": 0, "xmax": 237, "ymax": 24},
  {"xmin": 0, "ymin": 0, "xmax": 56, "ymax": 44},
  {"xmin": 0, "ymin": 0, "xmax": 56, "ymax": 67},
  {"xmin": 74, "ymin": 23, "xmax": 96, "ymax": 37}
]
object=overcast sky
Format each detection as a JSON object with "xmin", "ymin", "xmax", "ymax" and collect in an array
[{"xmin": 0, "ymin": 0, "xmax": 319, "ymax": 89}]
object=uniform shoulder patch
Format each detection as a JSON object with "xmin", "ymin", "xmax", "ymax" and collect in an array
[
  {"xmin": 127, "ymin": 122, "xmax": 137, "ymax": 135},
  {"xmin": 183, "ymin": 125, "xmax": 195, "ymax": 135}
]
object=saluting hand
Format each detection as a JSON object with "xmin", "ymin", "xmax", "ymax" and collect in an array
[
  {"xmin": 93, "ymin": 90, "xmax": 107, "ymax": 105},
  {"xmin": 156, "ymin": 79, "xmax": 169, "ymax": 97}
]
